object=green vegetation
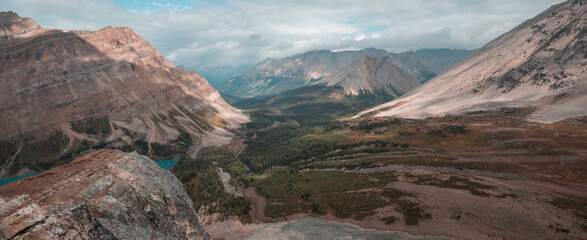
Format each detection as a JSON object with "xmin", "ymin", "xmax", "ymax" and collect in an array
[
  {"xmin": 244, "ymin": 169, "xmax": 395, "ymax": 218},
  {"xmin": 160, "ymin": 91, "xmax": 555, "ymax": 227},
  {"xmin": 427, "ymin": 129, "xmax": 446, "ymax": 137},
  {"xmin": 71, "ymin": 115, "xmax": 111, "ymax": 136},
  {"xmin": 244, "ymin": 111, "xmax": 289, "ymax": 130},
  {"xmin": 395, "ymin": 200, "xmax": 432, "ymax": 225},
  {"xmin": 443, "ymin": 124, "xmax": 466, "ymax": 134},
  {"xmin": 382, "ymin": 216, "xmax": 399, "ymax": 224},
  {"xmin": 149, "ymin": 130, "xmax": 193, "ymax": 159},
  {"xmin": 350, "ymin": 118, "xmax": 401, "ymax": 132},
  {"xmin": 0, "ymin": 140, "xmax": 18, "ymax": 166},
  {"xmin": 3, "ymin": 132, "xmax": 71, "ymax": 174},
  {"xmin": 122, "ymin": 127, "xmax": 193, "ymax": 159},
  {"xmin": 240, "ymin": 124, "xmax": 350, "ymax": 172},
  {"xmin": 132, "ymin": 139, "xmax": 149, "ymax": 155},
  {"xmin": 233, "ymin": 85, "xmax": 395, "ymax": 126},
  {"xmin": 242, "ymin": 168, "xmax": 430, "ymax": 224},
  {"xmin": 172, "ymin": 155, "xmax": 251, "ymax": 222},
  {"xmin": 404, "ymin": 173, "xmax": 494, "ymax": 197}
]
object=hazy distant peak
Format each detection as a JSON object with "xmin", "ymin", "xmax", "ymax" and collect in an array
[
  {"xmin": 0, "ymin": 11, "xmax": 41, "ymax": 38},
  {"xmin": 219, "ymin": 47, "xmax": 472, "ymax": 98},
  {"xmin": 316, "ymin": 55, "xmax": 419, "ymax": 96}
]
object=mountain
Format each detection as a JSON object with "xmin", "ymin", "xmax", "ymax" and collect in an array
[
  {"xmin": 0, "ymin": 150, "xmax": 209, "ymax": 239},
  {"xmin": 182, "ymin": 64, "xmax": 252, "ymax": 87},
  {"xmin": 357, "ymin": 0, "xmax": 587, "ymax": 123},
  {"xmin": 0, "ymin": 11, "xmax": 40, "ymax": 37},
  {"xmin": 0, "ymin": 12, "xmax": 248, "ymax": 177},
  {"xmin": 218, "ymin": 48, "xmax": 474, "ymax": 98},
  {"xmin": 410, "ymin": 48, "xmax": 477, "ymax": 74},
  {"xmin": 314, "ymin": 55, "xmax": 420, "ymax": 97}
]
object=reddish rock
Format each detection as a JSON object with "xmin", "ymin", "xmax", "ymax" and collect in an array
[
  {"xmin": 0, "ymin": 11, "xmax": 40, "ymax": 37},
  {"xmin": 0, "ymin": 149, "xmax": 209, "ymax": 239},
  {"xmin": 0, "ymin": 12, "xmax": 248, "ymax": 177}
]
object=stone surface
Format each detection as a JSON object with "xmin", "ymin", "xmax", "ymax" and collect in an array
[
  {"xmin": 0, "ymin": 150, "xmax": 209, "ymax": 240},
  {"xmin": 358, "ymin": 0, "xmax": 587, "ymax": 123}
]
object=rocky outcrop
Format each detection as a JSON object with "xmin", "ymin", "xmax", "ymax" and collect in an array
[
  {"xmin": 218, "ymin": 48, "xmax": 473, "ymax": 98},
  {"xmin": 0, "ymin": 11, "xmax": 40, "ymax": 38},
  {"xmin": 358, "ymin": 0, "xmax": 587, "ymax": 123},
  {"xmin": 0, "ymin": 12, "xmax": 248, "ymax": 177},
  {"xmin": 0, "ymin": 150, "xmax": 209, "ymax": 239},
  {"xmin": 314, "ymin": 55, "xmax": 420, "ymax": 96}
]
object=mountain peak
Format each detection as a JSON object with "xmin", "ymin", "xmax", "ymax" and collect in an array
[
  {"xmin": 0, "ymin": 13, "xmax": 248, "ymax": 176},
  {"xmin": 220, "ymin": 48, "xmax": 470, "ymax": 97},
  {"xmin": 357, "ymin": 0, "xmax": 587, "ymax": 123},
  {"xmin": 316, "ymin": 55, "xmax": 419, "ymax": 96},
  {"xmin": 0, "ymin": 11, "xmax": 41, "ymax": 38}
]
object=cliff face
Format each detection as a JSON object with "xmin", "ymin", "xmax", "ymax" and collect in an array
[
  {"xmin": 315, "ymin": 56, "xmax": 420, "ymax": 96},
  {"xmin": 358, "ymin": 0, "xmax": 587, "ymax": 123},
  {"xmin": 0, "ymin": 150, "xmax": 209, "ymax": 239},
  {"xmin": 0, "ymin": 12, "xmax": 248, "ymax": 177},
  {"xmin": 218, "ymin": 48, "xmax": 472, "ymax": 98},
  {"xmin": 0, "ymin": 11, "xmax": 40, "ymax": 37}
]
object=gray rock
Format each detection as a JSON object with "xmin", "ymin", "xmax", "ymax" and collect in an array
[{"xmin": 0, "ymin": 150, "xmax": 209, "ymax": 240}]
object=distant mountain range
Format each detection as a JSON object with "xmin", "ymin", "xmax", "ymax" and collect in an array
[
  {"xmin": 179, "ymin": 64, "xmax": 252, "ymax": 87},
  {"xmin": 314, "ymin": 55, "xmax": 419, "ymax": 97},
  {"xmin": 0, "ymin": 11, "xmax": 247, "ymax": 177},
  {"xmin": 358, "ymin": 0, "xmax": 586, "ymax": 123},
  {"xmin": 218, "ymin": 48, "xmax": 475, "ymax": 98}
]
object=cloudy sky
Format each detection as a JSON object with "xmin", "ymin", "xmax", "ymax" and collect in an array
[{"xmin": 2, "ymin": 0, "xmax": 563, "ymax": 72}]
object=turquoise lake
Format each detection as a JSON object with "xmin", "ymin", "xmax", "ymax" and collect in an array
[
  {"xmin": 155, "ymin": 156, "xmax": 180, "ymax": 170},
  {"xmin": 0, "ymin": 156, "xmax": 179, "ymax": 187},
  {"xmin": 0, "ymin": 172, "xmax": 40, "ymax": 187}
]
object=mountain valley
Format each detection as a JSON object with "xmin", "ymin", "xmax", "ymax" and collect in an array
[{"xmin": 1, "ymin": 1, "xmax": 586, "ymax": 240}]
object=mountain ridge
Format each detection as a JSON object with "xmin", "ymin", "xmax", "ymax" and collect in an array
[
  {"xmin": 0, "ymin": 12, "xmax": 248, "ymax": 177},
  {"xmin": 218, "ymin": 48, "xmax": 473, "ymax": 98},
  {"xmin": 0, "ymin": 11, "xmax": 40, "ymax": 37},
  {"xmin": 314, "ymin": 55, "xmax": 420, "ymax": 97},
  {"xmin": 357, "ymin": 0, "xmax": 587, "ymax": 123}
]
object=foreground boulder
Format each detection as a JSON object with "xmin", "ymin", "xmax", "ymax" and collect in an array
[{"xmin": 0, "ymin": 150, "xmax": 209, "ymax": 239}]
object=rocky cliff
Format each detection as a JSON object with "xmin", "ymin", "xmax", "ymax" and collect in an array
[
  {"xmin": 0, "ymin": 11, "xmax": 40, "ymax": 37},
  {"xmin": 218, "ymin": 48, "xmax": 473, "ymax": 98},
  {"xmin": 358, "ymin": 0, "xmax": 587, "ymax": 123},
  {"xmin": 0, "ymin": 12, "xmax": 248, "ymax": 177},
  {"xmin": 314, "ymin": 55, "xmax": 420, "ymax": 97},
  {"xmin": 0, "ymin": 149, "xmax": 209, "ymax": 239}
]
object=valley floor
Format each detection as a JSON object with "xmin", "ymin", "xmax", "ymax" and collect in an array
[{"xmin": 175, "ymin": 108, "xmax": 587, "ymax": 239}]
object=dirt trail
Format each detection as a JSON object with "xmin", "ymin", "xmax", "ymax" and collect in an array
[
  {"xmin": 235, "ymin": 140, "xmax": 245, "ymax": 157},
  {"xmin": 242, "ymin": 186, "xmax": 268, "ymax": 222}
]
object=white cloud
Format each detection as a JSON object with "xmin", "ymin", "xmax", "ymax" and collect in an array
[{"xmin": 1, "ymin": 0, "xmax": 564, "ymax": 71}]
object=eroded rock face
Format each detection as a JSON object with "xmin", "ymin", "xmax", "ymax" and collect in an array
[
  {"xmin": 0, "ymin": 11, "xmax": 40, "ymax": 38},
  {"xmin": 218, "ymin": 48, "xmax": 472, "ymax": 98},
  {"xmin": 0, "ymin": 12, "xmax": 248, "ymax": 177},
  {"xmin": 0, "ymin": 150, "xmax": 209, "ymax": 240},
  {"xmin": 359, "ymin": 0, "xmax": 587, "ymax": 123},
  {"xmin": 314, "ymin": 55, "xmax": 420, "ymax": 96}
]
